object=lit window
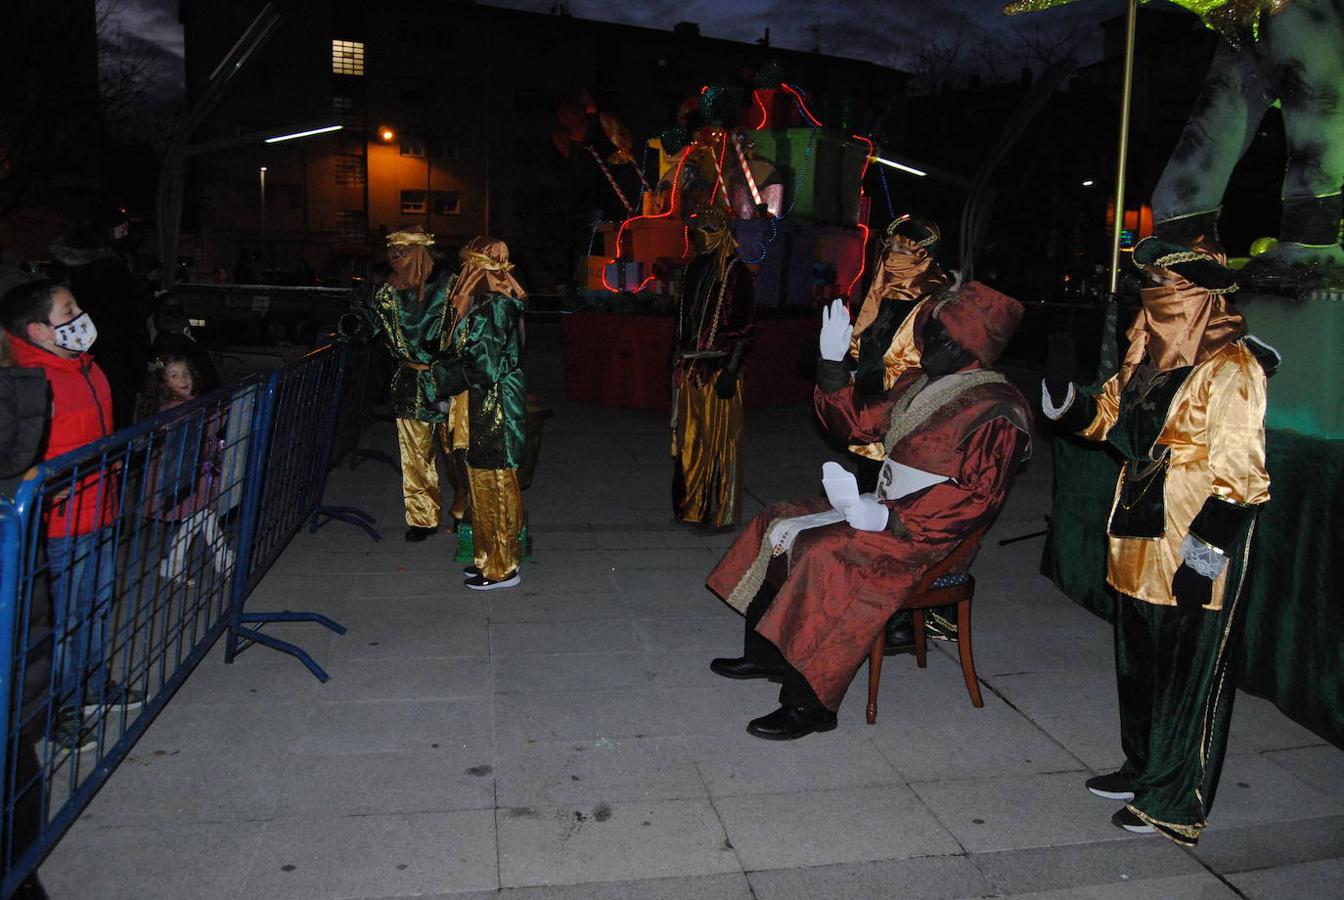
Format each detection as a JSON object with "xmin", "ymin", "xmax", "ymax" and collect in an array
[
  {"xmin": 400, "ymin": 190, "xmax": 427, "ymax": 214},
  {"xmin": 433, "ymin": 191, "xmax": 461, "ymax": 216},
  {"xmin": 332, "ymin": 40, "xmax": 365, "ymax": 76}
]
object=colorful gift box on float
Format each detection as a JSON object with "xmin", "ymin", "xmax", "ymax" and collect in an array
[{"xmin": 741, "ymin": 128, "xmax": 867, "ymax": 227}]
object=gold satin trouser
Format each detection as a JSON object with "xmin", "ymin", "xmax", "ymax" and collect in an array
[
  {"xmin": 467, "ymin": 467, "xmax": 523, "ymax": 581},
  {"xmin": 671, "ymin": 378, "xmax": 744, "ymax": 528},
  {"xmin": 395, "ymin": 419, "xmax": 469, "ymax": 528}
]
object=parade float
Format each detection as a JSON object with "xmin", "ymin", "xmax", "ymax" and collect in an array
[{"xmin": 554, "ymin": 69, "xmax": 888, "ymax": 409}]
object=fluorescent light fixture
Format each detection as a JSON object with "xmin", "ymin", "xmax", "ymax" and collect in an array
[
  {"xmin": 1082, "ymin": 179, "xmax": 1094, "ymax": 186},
  {"xmin": 264, "ymin": 124, "xmax": 342, "ymax": 144},
  {"xmin": 869, "ymin": 156, "xmax": 927, "ymax": 177}
]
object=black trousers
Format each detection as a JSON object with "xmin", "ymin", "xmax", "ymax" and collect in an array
[{"xmin": 742, "ymin": 580, "xmax": 826, "ymax": 712}]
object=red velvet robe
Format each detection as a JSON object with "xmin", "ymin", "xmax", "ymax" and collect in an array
[{"xmin": 706, "ymin": 368, "xmax": 1030, "ymax": 710}]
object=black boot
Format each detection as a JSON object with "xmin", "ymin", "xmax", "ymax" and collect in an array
[{"xmin": 746, "ymin": 704, "xmax": 838, "ymax": 740}]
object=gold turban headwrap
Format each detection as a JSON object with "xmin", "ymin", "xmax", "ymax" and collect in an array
[{"xmin": 386, "ymin": 227, "xmax": 437, "ymax": 302}]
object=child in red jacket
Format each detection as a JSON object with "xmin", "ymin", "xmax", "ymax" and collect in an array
[{"xmin": 2, "ymin": 279, "xmax": 143, "ymax": 751}]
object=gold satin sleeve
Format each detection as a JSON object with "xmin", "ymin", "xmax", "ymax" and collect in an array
[
  {"xmin": 1105, "ymin": 342, "xmax": 1269, "ymax": 609},
  {"xmin": 847, "ymin": 299, "xmax": 928, "ymax": 461},
  {"xmin": 1077, "ymin": 373, "xmax": 1123, "ymax": 442}
]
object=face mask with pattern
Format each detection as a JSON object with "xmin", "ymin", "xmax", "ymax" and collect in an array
[{"xmin": 52, "ymin": 312, "xmax": 98, "ymax": 352}]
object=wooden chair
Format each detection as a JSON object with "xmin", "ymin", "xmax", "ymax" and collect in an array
[{"xmin": 864, "ymin": 526, "xmax": 989, "ymax": 724}]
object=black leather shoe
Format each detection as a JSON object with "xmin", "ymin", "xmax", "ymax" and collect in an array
[
  {"xmin": 710, "ymin": 657, "xmax": 783, "ymax": 682},
  {"xmin": 746, "ymin": 705, "xmax": 838, "ymax": 741},
  {"xmin": 404, "ymin": 526, "xmax": 437, "ymax": 542},
  {"xmin": 883, "ymin": 623, "xmax": 915, "ymax": 655}
]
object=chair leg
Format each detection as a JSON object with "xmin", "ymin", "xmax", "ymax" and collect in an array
[
  {"xmin": 866, "ymin": 632, "xmax": 884, "ymax": 725},
  {"xmin": 913, "ymin": 607, "xmax": 928, "ymax": 668},
  {"xmin": 956, "ymin": 597, "xmax": 984, "ymax": 708}
]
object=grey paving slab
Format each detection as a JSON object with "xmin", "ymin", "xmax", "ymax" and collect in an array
[
  {"xmin": 509, "ymin": 565, "xmax": 619, "ymax": 594},
  {"xmin": 1029, "ymin": 713, "xmax": 1128, "ymax": 772},
  {"xmin": 241, "ymin": 810, "xmax": 498, "ymax": 898},
  {"xmin": 973, "ymin": 631, "xmax": 1115, "ymax": 678},
  {"xmin": 425, "ymin": 871, "xmax": 755, "ymax": 900},
  {"xmin": 689, "ymin": 728, "xmax": 902, "ymax": 797},
  {"xmin": 748, "ymin": 855, "xmax": 995, "ymax": 900},
  {"xmin": 987, "ymin": 667, "xmax": 1120, "ymax": 721},
  {"xmin": 621, "ymin": 587, "xmax": 738, "ymax": 620},
  {"xmin": 973, "ymin": 838, "xmax": 1205, "ymax": 895},
  {"xmin": 604, "ymin": 547, "xmax": 723, "ymax": 571},
  {"xmin": 494, "ymin": 688, "xmax": 690, "ymax": 744},
  {"xmin": 912, "ymin": 771, "xmax": 1146, "ymax": 853},
  {"xmin": 40, "ymin": 820, "xmax": 266, "ymax": 900},
  {"xmin": 486, "ymin": 591, "xmax": 631, "ymax": 623},
  {"xmin": 645, "ymin": 649, "xmax": 736, "ymax": 690},
  {"xmin": 490, "ymin": 619, "xmax": 642, "ymax": 656},
  {"xmin": 869, "ymin": 704, "xmax": 1086, "ymax": 782},
  {"xmin": 1228, "ymin": 694, "xmax": 1333, "ymax": 753},
  {"xmin": 860, "ymin": 650, "xmax": 1016, "ymax": 725},
  {"xmin": 493, "ymin": 736, "xmax": 705, "ymax": 807},
  {"xmin": 317, "ymin": 655, "xmax": 491, "ymax": 701},
  {"xmin": 1204, "ymin": 752, "xmax": 1344, "ymax": 831},
  {"xmin": 276, "ymin": 744, "xmax": 496, "ymax": 816},
  {"xmin": 78, "ymin": 742, "xmax": 286, "ymax": 827},
  {"xmin": 591, "ymin": 528, "xmax": 710, "ymax": 550},
  {"xmin": 134, "ymin": 698, "xmax": 316, "ymax": 755},
  {"xmin": 294, "ymin": 698, "xmax": 491, "ymax": 754},
  {"xmin": 1192, "ymin": 814, "xmax": 1344, "ymax": 874},
  {"xmin": 715, "ymin": 783, "xmax": 963, "ymax": 870},
  {"xmin": 1264, "ymin": 744, "xmax": 1344, "ymax": 806},
  {"xmin": 325, "ymin": 606, "xmax": 489, "ymax": 661},
  {"xmin": 1001, "ymin": 872, "xmax": 1240, "ymax": 899},
  {"xmin": 493, "ymin": 651, "xmax": 652, "ymax": 694},
  {"xmin": 171, "ymin": 645, "xmax": 326, "ymax": 705},
  {"xmin": 633, "ymin": 615, "xmax": 737, "ymax": 652},
  {"xmin": 495, "ymin": 799, "xmax": 739, "ymax": 887},
  {"xmin": 1227, "ymin": 857, "xmax": 1344, "ymax": 899}
]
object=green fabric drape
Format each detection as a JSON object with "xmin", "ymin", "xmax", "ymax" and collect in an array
[
  {"xmin": 355, "ymin": 274, "xmax": 456, "ymax": 422},
  {"xmin": 1047, "ymin": 430, "xmax": 1344, "ymax": 749},
  {"xmin": 432, "ymin": 292, "xmax": 527, "ymax": 470}
]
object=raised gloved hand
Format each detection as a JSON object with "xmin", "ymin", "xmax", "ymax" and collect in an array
[
  {"xmin": 1043, "ymin": 331, "xmax": 1076, "ymax": 406},
  {"xmin": 714, "ymin": 369, "xmax": 737, "ymax": 399},
  {"xmin": 336, "ymin": 312, "xmax": 366, "ymax": 343},
  {"xmin": 818, "ymin": 298, "xmax": 854, "ymax": 362},
  {"xmin": 1171, "ymin": 563, "xmax": 1212, "ymax": 611},
  {"xmin": 844, "ymin": 493, "xmax": 889, "ymax": 532}
]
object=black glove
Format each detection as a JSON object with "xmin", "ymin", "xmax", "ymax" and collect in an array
[
  {"xmin": 714, "ymin": 369, "xmax": 737, "ymax": 400},
  {"xmin": 1044, "ymin": 331, "xmax": 1077, "ymax": 406},
  {"xmin": 336, "ymin": 312, "xmax": 365, "ymax": 343},
  {"xmin": 1171, "ymin": 563, "xmax": 1212, "ymax": 611}
]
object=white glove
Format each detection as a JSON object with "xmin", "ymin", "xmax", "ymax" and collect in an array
[
  {"xmin": 845, "ymin": 493, "xmax": 889, "ymax": 532},
  {"xmin": 818, "ymin": 298, "xmax": 854, "ymax": 362},
  {"xmin": 822, "ymin": 461, "xmax": 859, "ymax": 512}
]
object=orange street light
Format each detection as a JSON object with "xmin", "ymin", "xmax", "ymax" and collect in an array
[{"xmin": 378, "ymin": 126, "xmax": 396, "ymax": 143}]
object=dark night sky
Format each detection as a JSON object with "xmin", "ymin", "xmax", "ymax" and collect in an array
[{"xmin": 109, "ymin": 0, "xmax": 1141, "ymax": 107}]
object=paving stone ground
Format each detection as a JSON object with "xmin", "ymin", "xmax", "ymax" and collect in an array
[{"xmin": 40, "ymin": 326, "xmax": 1344, "ymax": 898}]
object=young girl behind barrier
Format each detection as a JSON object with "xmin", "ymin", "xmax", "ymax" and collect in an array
[{"xmin": 144, "ymin": 355, "xmax": 234, "ymax": 585}]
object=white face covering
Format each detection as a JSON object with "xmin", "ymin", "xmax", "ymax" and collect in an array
[{"xmin": 51, "ymin": 312, "xmax": 98, "ymax": 353}]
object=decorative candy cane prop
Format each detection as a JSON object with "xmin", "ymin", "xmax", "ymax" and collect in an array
[
  {"xmin": 585, "ymin": 144, "xmax": 634, "ymax": 214},
  {"xmin": 732, "ymin": 132, "xmax": 765, "ymax": 210},
  {"xmin": 708, "ymin": 139, "xmax": 734, "ymax": 212}
]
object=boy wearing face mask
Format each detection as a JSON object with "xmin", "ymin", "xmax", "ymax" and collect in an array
[{"xmin": 1, "ymin": 279, "xmax": 142, "ymax": 751}]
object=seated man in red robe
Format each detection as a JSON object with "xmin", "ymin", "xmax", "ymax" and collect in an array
[{"xmin": 706, "ymin": 283, "xmax": 1032, "ymax": 740}]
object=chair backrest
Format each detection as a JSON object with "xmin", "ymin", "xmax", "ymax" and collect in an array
[{"xmin": 913, "ymin": 522, "xmax": 992, "ymax": 592}]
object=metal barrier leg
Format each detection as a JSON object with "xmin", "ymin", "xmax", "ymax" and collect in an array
[
  {"xmin": 231, "ymin": 611, "xmax": 347, "ymax": 682},
  {"xmin": 308, "ymin": 505, "xmax": 381, "ymax": 541}
]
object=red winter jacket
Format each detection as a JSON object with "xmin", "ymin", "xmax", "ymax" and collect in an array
[{"xmin": 7, "ymin": 332, "xmax": 118, "ymax": 537}]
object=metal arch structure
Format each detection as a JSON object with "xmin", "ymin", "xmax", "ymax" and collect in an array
[{"xmin": 156, "ymin": 2, "xmax": 286, "ymax": 288}]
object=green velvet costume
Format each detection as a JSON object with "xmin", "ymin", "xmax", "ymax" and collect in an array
[
  {"xmin": 349, "ymin": 273, "xmax": 457, "ymax": 422},
  {"xmin": 432, "ymin": 293, "xmax": 527, "ymax": 470}
]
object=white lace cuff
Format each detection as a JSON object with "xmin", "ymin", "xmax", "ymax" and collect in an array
[
  {"xmin": 1180, "ymin": 533, "xmax": 1228, "ymax": 580},
  {"xmin": 1040, "ymin": 380, "xmax": 1075, "ymax": 420}
]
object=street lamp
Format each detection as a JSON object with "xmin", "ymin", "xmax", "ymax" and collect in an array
[
  {"xmin": 259, "ymin": 165, "xmax": 268, "ymax": 265},
  {"xmin": 378, "ymin": 125, "xmax": 396, "ymax": 143}
]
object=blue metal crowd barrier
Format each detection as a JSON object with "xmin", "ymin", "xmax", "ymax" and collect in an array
[
  {"xmin": 0, "ymin": 344, "xmax": 377, "ymax": 897},
  {"xmin": 330, "ymin": 341, "xmax": 397, "ymax": 473}
]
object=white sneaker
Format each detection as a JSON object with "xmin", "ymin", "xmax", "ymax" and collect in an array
[{"xmin": 464, "ymin": 570, "xmax": 520, "ymax": 591}]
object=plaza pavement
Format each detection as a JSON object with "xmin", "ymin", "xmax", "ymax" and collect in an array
[{"xmin": 40, "ymin": 325, "xmax": 1344, "ymax": 898}]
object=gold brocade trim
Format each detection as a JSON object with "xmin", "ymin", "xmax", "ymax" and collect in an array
[
  {"xmin": 388, "ymin": 230, "xmax": 436, "ymax": 247},
  {"xmin": 1126, "ymin": 804, "xmax": 1202, "ymax": 846},
  {"xmin": 1196, "ymin": 518, "xmax": 1255, "ymax": 814},
  {"xmin": 724, "ymin": 516, "xmax": 782, "ymax": 614},
  {"xmin": 462, "ymin": 251, "xmax": 514, "ymax": 273}
]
